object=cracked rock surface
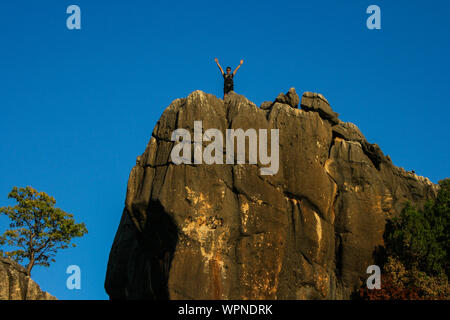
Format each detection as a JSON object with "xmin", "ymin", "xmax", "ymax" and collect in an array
[
  {"xmin": 0, "ymin": 257, "xmax": 56, "ymax": 300},
  {"xmin": 105, "ymin": 90, "xmax": 437, "ymax": 300}
]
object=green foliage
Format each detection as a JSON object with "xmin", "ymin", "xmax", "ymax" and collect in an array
[
  {"xmin": 357, "ymin": 179, "xmax": 450, "ymax": 300},
  {"xmin": 357, "ymin": 256, "xmax": 449, "ymax": 300},
  {"xmin": 384, "ymin": 178, "xmax": 449, "ymax": 277},
  {"xmin": 0, "ymin": 186, "xmax": 87, "ymax": 275}
]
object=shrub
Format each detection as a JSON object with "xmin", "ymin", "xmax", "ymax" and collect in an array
[{"xmin": 358, "ymin": 178, "xmax": 449, "ymax": 300}]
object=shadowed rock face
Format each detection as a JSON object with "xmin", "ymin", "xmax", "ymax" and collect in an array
[
  {"xmin": 105, "ymin": 89, "xmax": 437, "ymax": 300},
  {"xmin": 0, "ymin": 257, "xmax": 56, "ymax": 300}
]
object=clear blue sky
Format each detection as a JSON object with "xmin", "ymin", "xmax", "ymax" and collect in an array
[{"xmin": 0, "ymin": 0, "xmax": 448, "ymax": 300}]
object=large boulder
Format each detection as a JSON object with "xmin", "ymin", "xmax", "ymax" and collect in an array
[
  {"xmin": 301, "ymin": 92, "xmax": 339, "ymax": 124},
  {"xmin": 275, "ymin": 88, "xmax": 300, "ymax": 109},
  {"xmin": 105, "ymin": 89, "xmax": 437, "ymax": 300}
]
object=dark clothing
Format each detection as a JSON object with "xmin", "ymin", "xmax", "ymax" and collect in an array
[{"xmin": 223, "ymin": 73, "xmax": 234, "ymax": 94}]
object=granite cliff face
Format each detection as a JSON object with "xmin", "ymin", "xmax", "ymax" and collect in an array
[
  {"xmin": 105, "ymin": 89, "xmax": 437, "ymax": 299},
  {"xmin": 0, "ymin": 257, "xmax": 56, "ymax": 300}
]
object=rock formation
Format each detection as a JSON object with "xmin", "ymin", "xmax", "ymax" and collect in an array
[
  {"xmin": 105, "ymin": 88, "xmax": 437, "ymax": 299},
  {"xmin": 0, "ymin": 256, "xmax": 56, "ymax": 300}
]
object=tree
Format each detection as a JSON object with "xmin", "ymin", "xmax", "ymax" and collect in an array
[
  {"xmin": 384, "ymin": 178, "xmax": 449, "ymax": 276},
  {"xmin": 0, "ymin": 186, "xmax": 87, "ymax": 276},
  {"xmin": 357, "ymin": 178, "xmax": 450, "ymax": 300}
]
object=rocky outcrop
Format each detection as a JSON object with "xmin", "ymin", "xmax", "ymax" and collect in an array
[
  {"xmin": 275, "ymin": 88, "xmax": 300, "ymax": 109},
  {"xmin": 0, "ymin": 257, "xmax": 56, "ymax": 300},
  {"xmin": 105, "ymin": 89, "xmax": 437, "ymax": 300},
  {"xmin": 301, "ymin": 92, "xmax": 339, "ymax": 125}
]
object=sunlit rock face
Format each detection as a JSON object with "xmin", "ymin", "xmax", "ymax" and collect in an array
[
  {"xmin": 0, "ymin": 257, "xmax": 56, "ymax": 300},
  {"xmin": 105, "ymin": 89, "xmax": 437, "ymax": 300}
]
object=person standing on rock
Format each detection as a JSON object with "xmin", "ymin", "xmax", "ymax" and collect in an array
[{"xmin": 215, "ymin": 58, "xmax": 244, "ymax": 99}]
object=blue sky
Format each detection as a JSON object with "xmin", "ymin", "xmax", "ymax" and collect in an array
[{"xmin": 0, "ymin": 0, "xmax": 448, "ymax": 300}]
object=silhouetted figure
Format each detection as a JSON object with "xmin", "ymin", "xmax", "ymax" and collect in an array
[{"xmin": 215, "ymin": 58, "xmax": 244, "ymax": 99}]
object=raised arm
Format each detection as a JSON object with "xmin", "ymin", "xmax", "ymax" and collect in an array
[
  {"xmin": 215, "ymin": 58, "xmax": 224, "ymax": 75},
  {"xmin": 233, "ymin": 59, "xmax": 244, "ymax": 76}
]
